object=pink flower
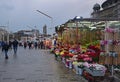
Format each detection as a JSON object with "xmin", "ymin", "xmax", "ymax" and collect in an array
[
  {"xmin": 83, "ymin": 57, "xmax": 92, "ymax": 62},
  {"xmin": 83, "ymin": 62, "xmax": 89, "ymax": 68},
  {"xmin": 105, "ymin": 28, "xmax": 116, "ymax": 33}
]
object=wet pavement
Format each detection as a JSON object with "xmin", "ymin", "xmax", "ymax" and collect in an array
[{"xmin": 0, "ymin": 47, "xmax": 87, "ymax": 82}]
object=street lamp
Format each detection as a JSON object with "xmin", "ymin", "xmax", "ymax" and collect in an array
[
  {"xmin": 7, "ymin": 21, "xmax": 10, "ymax": 42},
  {"xmin": 36, "ymin": 10, "xmax": 53, "ymax": 34}
]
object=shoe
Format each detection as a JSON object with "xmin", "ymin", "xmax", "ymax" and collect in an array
[{"xmin": 5, "ymin": 56, "xmax": 8, "ymax": 59}]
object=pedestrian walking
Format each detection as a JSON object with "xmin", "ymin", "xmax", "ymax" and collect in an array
[
  {"xmin": 23, "ymin": 42, "xmax": 27, "ymax": 49},
  {"xmin": 12, "ymin": 39, "xmax": 19, "ymax": 54},
  {"xmin": 9, "ymin": 40, "xmax": 12, "ymax": 50},
  {"xmin": 34, "ymin": 42, "xmax": 38, "ymax": 49},
  {"xmin": 28, "ymin": 41, "xmax": 32, "ymax": 49},
  {"xmin": 1, "ymin": 40, "xmax": 5, "ymax": 52},
  {"xmin": 40, "ymin": 40, "xmax": 44, "ymax": 49},
  {"xmin": 2, "ymin": 41, "xmax": 9, "ymax": 59},
  {"xmin": 38, "ymin": 41, "xmax": 41, "ymax": 49}
]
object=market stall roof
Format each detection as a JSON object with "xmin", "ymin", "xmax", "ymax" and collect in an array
[
  {"xmin": 66, "ymin": 17, "xmax": 120, "ymax": 28},
  {"xmin": 109, "ymin": 21, "xmax": 120, "ymax": 28},
  {"xmin": 55, "ymin": 18, "xmax": 120, "ymax": 33},
  {"xmin": 70, "ymin": 17, "xmax": 120, "ymax": 22}
]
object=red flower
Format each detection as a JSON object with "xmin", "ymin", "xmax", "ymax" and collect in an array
[{"xmin": 68, "ymin": 53, "xmax": 74, "ymax": 57}]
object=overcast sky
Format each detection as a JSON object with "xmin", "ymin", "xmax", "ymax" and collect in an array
[{"xmin": 0, "ymin": 0, "xmax": 106, "ymax": 34}]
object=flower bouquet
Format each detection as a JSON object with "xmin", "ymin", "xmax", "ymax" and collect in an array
[{"xmin": 83, "ymin": 62, "xmax": 107, "ymax": 76}]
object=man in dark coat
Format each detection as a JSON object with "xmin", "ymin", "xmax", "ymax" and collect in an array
[{"xmin": 12, "ymin": 39, "xmax": 18, "ymax": 54}]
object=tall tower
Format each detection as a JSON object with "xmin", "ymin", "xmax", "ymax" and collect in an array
[{"xmin": 43, "ymin": 24, "xmax": 47, "ymax": 35}]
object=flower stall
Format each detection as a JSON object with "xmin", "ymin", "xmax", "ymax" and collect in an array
[
  {"xmin": 54, "ymin": 18, "xmax": 120, "ymax": 82},
  {"xmin": 52, "ymin": 41, "xmax": 107, "ymax": 82},
  {"xmin": 99, "ymin": 27, "xmax": 120, "ymax": 65}
]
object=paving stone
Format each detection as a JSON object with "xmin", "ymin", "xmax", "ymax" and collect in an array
[{"xmin": 2, "ymin": 77, "xmax": 12, "ymax": 80}]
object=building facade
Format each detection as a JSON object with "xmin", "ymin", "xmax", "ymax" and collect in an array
[
  {"xmin": 0, "ymin": 27, "xmax": 8, "ymax": 41},
  {"xmin": 14, "ymin": 29, "xmax": 40, "ymax": 41},
  {"xmin": 43, "ymin": 24, "xmax": 47, "ymax": 35},
  {"xmin": 91, "ymin": 0, "xmax": 120, "ymax": 18}
]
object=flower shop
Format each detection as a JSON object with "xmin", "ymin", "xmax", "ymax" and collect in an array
[{"xmin": 53, "ymin": 18, "xmax": 120, "ymax": 82}]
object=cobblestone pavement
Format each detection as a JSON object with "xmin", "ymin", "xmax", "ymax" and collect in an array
[{"xmin": 0, "ymin": 47, "xmax": 87, "ymax": 82}]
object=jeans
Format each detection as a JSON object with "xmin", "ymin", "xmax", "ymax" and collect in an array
[
  {"xmin": 13, "ymin": 47, "xmax": 17, "ymax": 54},
  {"xmin": 4, "ymin": 50, "xmax": 8, "ymax": 57}
]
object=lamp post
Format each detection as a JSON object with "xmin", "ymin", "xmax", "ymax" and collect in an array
[
  {"xmin": 7, "ymin": 21, "xmax": 9, "ymax": 42},
  {"xmin": 36, "ymin": 10, "xmax": 53, "ymax": 34}
]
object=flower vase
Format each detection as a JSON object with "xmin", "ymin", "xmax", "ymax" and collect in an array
[
  {"xmin": 65, "ymin": 60, "xmax": 69, "ymax": 68},
  {"xmin": 62, "ymin": 57, "xmax": 65, "ymax": 64},
  {"xmin": 73, "ymin": 65, "xmax": 79, "ymax": 74},
  {"xmin": 69, "ymin": 61, "xmax": 73, "ymax": 69},
  {"xmin": 78, "ymin": 68, "xmax": 83, "ymax": 75}
]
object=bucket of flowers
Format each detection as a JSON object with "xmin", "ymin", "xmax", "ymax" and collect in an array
[
  {"xmin": 77, "ymin": 62, "xmax": 84, "ymax": 75},
  {"xmin": 83, "ymin": 62, "xmax": 107, "ymax": 76}
]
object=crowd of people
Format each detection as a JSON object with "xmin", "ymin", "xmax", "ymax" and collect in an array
[
  {"xmin": 23, "ymin": 40, "xmax": 45, "ymax": 49},
  {"xmin": 22, "ymin": 40, "xmax": 52, "ymax": 49},
  {"xmin": 0, "ymin": 38, "xmax": 55, "ymax": 59},
  {"xmin": 0, "ymin": 39, "xmax": 19, "ymax": 59}
]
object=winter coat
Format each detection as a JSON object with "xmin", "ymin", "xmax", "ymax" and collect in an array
[{"xmin": 3, "ymin": 43, "xmax": 9, "ymax": 51}]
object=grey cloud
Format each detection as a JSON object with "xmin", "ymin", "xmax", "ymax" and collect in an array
[
  {"xmin": 0, "ymin": 4, "xmax": 14, "ymax": 10},
  {"xmin": 0, "ymin": 0, "xmax": 106, "ymax": 34}
]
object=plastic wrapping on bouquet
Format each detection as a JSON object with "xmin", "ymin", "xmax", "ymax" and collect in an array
[
  {"xmin": 69, "ymin": 61, "xmax": 73, "ymax": 69},
  {"xmin": 65, "ymin": 60, "xmax": 69, "ymax": 68},
  {"xmin": 62, "ymin": 57, "xmax": 65, "ymax": 64},
  {"xmin": 73, "ymin": 65, "xmax": 79, "ymax": 74},
  {"xmin": 78, "ymin": 68, "xmax": 83, "ymax": 75}
]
